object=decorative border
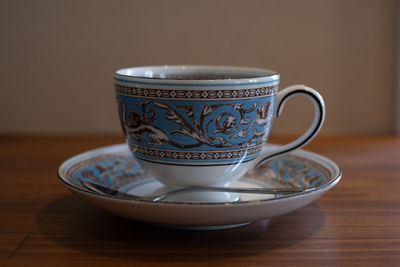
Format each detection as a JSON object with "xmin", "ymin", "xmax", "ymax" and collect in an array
[
  {"xmin": 115, "ymin": 84, "xmax": 278, "ymax": 100},
  {"xmin": 130, "ymin": 143, "xmax": 263, "ymax": 163}
]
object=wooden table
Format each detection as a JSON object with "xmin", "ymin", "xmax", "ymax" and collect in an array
[{"xmin": 1, "ymin": 136, "xmax": 399, "ymax": 266}]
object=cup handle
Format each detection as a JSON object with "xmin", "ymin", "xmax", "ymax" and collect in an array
[{"xmin": 254, "ymin": 84, "xmax": 325, "ymax": 167}]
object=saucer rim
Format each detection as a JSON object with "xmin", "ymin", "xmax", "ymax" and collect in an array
[{"xmin": 57, "ymin": 143, "xmax": 342, "ymax": 206}]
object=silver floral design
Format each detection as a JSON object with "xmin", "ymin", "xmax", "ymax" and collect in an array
[{"xmin": 119, "ymin": 100, "xmax": 271, "ymax": 150}]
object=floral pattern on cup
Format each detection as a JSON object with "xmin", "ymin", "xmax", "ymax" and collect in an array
[{"xmin": 117, "ymin": 95, "xmax": 275, "ymax": 163}]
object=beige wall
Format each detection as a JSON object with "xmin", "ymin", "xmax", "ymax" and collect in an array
[{"xmin": 0, "ymin": 0, "xmax": 396, "ymax": 135}]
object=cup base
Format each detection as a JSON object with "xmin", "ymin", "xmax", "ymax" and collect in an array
[{"xmin": 160, "ymin": 190, "xmax": 241, "ymax": 203}]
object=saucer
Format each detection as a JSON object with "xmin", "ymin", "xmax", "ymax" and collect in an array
[{"xmin": 58, "ymin": 144, "xmax": 341, "ymax": 230}]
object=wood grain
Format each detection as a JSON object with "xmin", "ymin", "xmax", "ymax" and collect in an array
[{"xmin": 1, "ymin": 136, "xmax": 399, "ymax": 266}]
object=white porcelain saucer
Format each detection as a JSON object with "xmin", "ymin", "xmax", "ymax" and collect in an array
[{"xmin": 58, "ymin": 144, "xmax": 341, "ymax": 230}]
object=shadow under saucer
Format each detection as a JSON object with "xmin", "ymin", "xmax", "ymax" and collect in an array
[{"xmin": 36, "ymin": 194, "xmax": 325, "ymax": 262}]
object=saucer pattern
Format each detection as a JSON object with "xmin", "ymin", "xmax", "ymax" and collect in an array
[
  {"xmin": 69, "ymin": 152, "xmax": 330, "ymax": 194},
  {"xmin": 245, "ymin": 155, "xmax": 330, "ymax": 189},
  {"xmin": 70, "ymin": 153, "xmax": 146, "ymax": 190}
]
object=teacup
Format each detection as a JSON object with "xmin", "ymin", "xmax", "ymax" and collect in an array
[{"xmin": 114, "ymin": 65, "xmax": 325, "ymax": 188}]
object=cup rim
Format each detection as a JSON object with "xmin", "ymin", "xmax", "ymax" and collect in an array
[{"xmin": 114, "ymin": 65, "xmax": 280, "ymax": 86}]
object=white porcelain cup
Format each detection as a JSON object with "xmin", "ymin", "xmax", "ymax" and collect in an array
[{"xmin": 114, "ymin": 65, "xmax": 325, "ymax": 188}]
